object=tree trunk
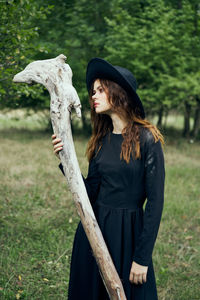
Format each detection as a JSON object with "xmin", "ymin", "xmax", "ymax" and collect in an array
[
  {"xmin": 81, "ymin": 108, "xmax": 92, "ymax": 135},
  {"xmin": 183, "ymin": 102, "xmax": 191, "ymax": 138},
  {"xmin": 157, "ymin": 107, "xmax": 163, "ymax": 128},
  {"xmin": 191, "ymin": 97, "xmax": 200, "ymax": 139},
  {"xmin": 177, "ymin": 0, "xmax": 182, "ymax": 9}
]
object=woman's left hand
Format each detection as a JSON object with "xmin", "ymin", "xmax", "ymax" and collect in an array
[{"xmin": 129, "ymin": 261, "xmax": 148, "ymax": 285}]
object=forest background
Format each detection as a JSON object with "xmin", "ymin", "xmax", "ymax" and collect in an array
[
  {"xmin": 0, "ymin": 0, "xmax": 200, "ymax": 299},
  {"xmin": 1, "ymin": 0, "xmax": 200, "ymax": 138}
]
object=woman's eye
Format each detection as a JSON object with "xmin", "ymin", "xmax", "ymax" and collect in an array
[{"xmin": 99, "ymin": 88, "xmax": 103, "ymax": 93}]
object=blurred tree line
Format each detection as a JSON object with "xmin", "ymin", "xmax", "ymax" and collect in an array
[{"xmin": 0, "ymin": 0, "xmax": 200, "ymax": 138}]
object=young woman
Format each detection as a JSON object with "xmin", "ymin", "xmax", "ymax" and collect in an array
[{"xmin": 52, "ymin": 58, "xmax": 165, "ymax": 300}]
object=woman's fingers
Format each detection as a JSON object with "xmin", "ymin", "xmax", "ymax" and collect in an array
[
  {"xmin": 130, "ymin": 274, "xmax": 146, "ymax": 285},
  {"xmin": 52, "ymin": 137, "xmax": 64, "ymax": 151},
  {"xmin": 142, "ymin": 272, "xmax": 147, "ymax": 283},
  {"xmin": 51, "ymin": 134, "xmax": 61, "ymax": 144},
  {"xmin": 52, "ymin": 138, "xmax": 62, "ymax": 145},
  {"xmin": 54, "ymin": 142, "xmax": 63, "ymax": 150},
  {"xmin": 55, "ymin": 147, "xmax": 63, "ymax": 151},
  {"xmin": 51, "ymin": 134, "xmax": 63, "ymax": 158},
  {"xmin": 129, "ymin": 261, "xmax": 148, "ymax": 285},
  {"xmin": 133, "ymin": 274, "xmax": 141, "ymax": 285},
  {"xmin": 54, "ymin": 145, "xmax": 63, "ymax": 155},
  {"xmin": 54, "ymin": 147, "xmax": 63, "ymax": 154},
  {"xmin": 131, "ymin": 273, "xmax": 145, "ymax": 285},
  {"xmin": 129, "ymin": 271, "xmax": 133, "ymax": 283}
]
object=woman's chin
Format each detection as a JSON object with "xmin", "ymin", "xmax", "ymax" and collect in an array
[
  {"xmin": 95, "ymin": 108, "xmax": 110, "ymax": 115},
  {"xmin": 95, "ymin": 108, "xmax": 103, "ymax": 114}
]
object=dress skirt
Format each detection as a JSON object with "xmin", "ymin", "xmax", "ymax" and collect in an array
[{"xmin": 67, "ymin": 202, "xmax": 158, "ymax": 300}]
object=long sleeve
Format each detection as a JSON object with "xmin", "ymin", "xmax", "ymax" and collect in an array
[
  {"xmin": 133, "ymin": 135, "xmax": 165, "ymax": 266},
  {"xmin": 81, "ymin": 157, "xmax": 101, "ymax": 204},
  {"xmin": 58, "ymin": 162, "xmax": 65, "ymax": 176},
  {"xmin": 58, "ymin": 156, "xmax": 101, "ymax": 204}
]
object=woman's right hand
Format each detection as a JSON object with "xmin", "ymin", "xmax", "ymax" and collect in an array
[{"xmin": 51, "ymin": 134, "xmax": 64, "ymax": 159}]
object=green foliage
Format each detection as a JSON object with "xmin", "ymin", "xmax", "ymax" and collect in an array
[
  {"xmin": 104, "ymin": 0, "xmax": 200, "ymax": 115},
  {"xmin": 38, "ymin": 0, "xmax": 114, "ymax": 108},
  {"xmin": 1, "ymin": 0, "xmax": 200, "ymax": 135},
  {"xmin": 0, "ymin": 0, "xmax": 52, "ymax": 109}
]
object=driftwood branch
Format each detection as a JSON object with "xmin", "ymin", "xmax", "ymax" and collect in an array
[{"xmin": 13, "ymin": 54, "xmax": 127, "ymax": 300}]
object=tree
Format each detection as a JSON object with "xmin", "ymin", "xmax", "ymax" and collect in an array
[
  {"xmin": 2, "ymin": 0, "xmax": 200, "ymax": 138},
  {"xmin": 104, "ymin": 0, "xmax": 200, "ymax": 137},
  {"xmin": 0, "ymin": 0, "xmax": 52, "ymax": 110}
]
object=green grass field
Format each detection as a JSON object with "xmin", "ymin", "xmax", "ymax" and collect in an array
[{"xmin": 0, "ymin": 112, "xmax": 200, "ymax": 299}]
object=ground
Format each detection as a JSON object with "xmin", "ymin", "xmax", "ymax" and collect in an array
[{"xmin": 0, "ymin": 110, "xmax": 199, "ymax": 299}]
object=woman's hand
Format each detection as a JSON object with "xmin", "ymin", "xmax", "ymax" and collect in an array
[
  {"xmin": 51, "ymin": 134, "xmax": 63, "ymax": 159},
  {"xmin": 129, "ymin": 261, "xmax": 148, "ymax": 285}
]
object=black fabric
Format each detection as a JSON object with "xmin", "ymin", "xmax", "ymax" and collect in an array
[
  {"xmin": 58, "ymin": 128, "xmax": 165, "ymax": 300},
  {"xmin": 86, "ymin": 57, "xmax": 145, "ymax": 119}
]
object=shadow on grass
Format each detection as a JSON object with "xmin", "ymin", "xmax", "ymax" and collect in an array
[
  {"xmin": 0, "ymin": 126, "xmax": 199, "ymax": 145},
  {"xmin": 0, "ymin": 126, "xmax": 92, "ymax": 141},
  {"xmin": 161, "ymin": 126, "xmax": 200, "ymax": 145}
]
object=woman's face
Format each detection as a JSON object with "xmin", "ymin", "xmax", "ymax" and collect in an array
[{"xmin": 92, "ymin": 79, "xmax": 112, "ymax": 115}]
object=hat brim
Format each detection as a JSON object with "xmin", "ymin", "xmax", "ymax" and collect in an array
[{"xmin": 86, "ymin": 58, "xmax": 145, "ymax": 119}]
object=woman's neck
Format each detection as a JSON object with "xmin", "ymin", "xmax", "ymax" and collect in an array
[{"xmin": 109, "ymin": 112, "xmax": 128, "ymax": 134}]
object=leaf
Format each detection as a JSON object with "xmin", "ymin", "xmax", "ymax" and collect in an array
[{"xmin": 43, "ymin": 278, "xmax": 49, "ymax": 282}]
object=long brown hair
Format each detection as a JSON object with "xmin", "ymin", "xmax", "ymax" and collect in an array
[{"xmin": 86, "ymin": 78, "xmax": 164, "ymax": 163}]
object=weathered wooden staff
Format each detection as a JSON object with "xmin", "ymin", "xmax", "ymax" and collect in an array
[{"xmin": 13, "ymin": 54, "xmax": 127, "ymax": 300}]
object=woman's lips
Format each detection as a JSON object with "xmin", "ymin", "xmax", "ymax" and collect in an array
[{"xmin": 94, "ymin": 103, "xmax": 99, "ymax": 107}]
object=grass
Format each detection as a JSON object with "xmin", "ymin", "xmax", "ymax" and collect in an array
[{"xmin": 0, "ymin": 111, "xmax": 200, "ymax": 299}]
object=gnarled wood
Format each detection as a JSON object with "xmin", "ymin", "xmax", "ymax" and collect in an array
[{"xmin": 13, "ymin": 54, "xmax": 127, "ymax": 300}]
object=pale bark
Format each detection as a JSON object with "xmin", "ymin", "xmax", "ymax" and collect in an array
[{"xmin": 13, "ymin": 54, "xmax": 126, "ymax": 300}]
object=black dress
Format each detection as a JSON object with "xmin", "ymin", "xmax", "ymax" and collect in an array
[{"xmin": 59, "ymin": 127, "xmax": 165, "ymax": 300}]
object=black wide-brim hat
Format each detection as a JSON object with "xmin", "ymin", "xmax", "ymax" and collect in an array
[{"xmin": 86, "ymin": 57, "xmax": 145, "ymax": 119}]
